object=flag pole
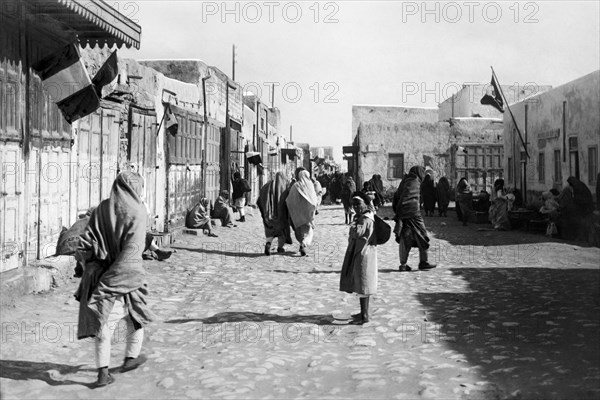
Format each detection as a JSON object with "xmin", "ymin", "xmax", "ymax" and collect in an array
[
  {"xmin": 155, "ymin": 104, "xmax": 168, "ymax": 136},
  {"xmin": 490, "ymin": 66, "xmax": 529, "ymax": 158}
]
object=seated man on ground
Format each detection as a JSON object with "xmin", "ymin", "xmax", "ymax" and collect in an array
[
  {"xmin": 211, "ymin": 190, "xmax": 237, "ymax": 228},
  {"xmin": 186, "ymin": 198, "xmax": 218, "ymax": 237}
]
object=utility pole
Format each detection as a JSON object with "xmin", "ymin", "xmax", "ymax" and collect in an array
[
  {"xmin": 232, "ymin": 44, "xmax": 236, "ymax": 81},
  {"xmin": 289, "ymin": 125, "xmax": 292, "ymax": 142}
]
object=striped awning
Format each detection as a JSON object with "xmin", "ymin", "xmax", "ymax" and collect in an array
[{"xmin": 23, "ymin": 0, "xmax": 141, "ymax": 49}]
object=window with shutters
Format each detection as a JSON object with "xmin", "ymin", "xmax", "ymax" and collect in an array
[
  {"xmin": 589, "ymin": 146, "xmax": 598, "ymax": 185},
  {"xmin": 388, "ymin": 153, "xmax": 404, "ymax": 179},
  {"xmin": 553, "ymin": 150, "xmax": 561, "ymax": 183},
  {"xmin": 538, "ymin": 152, "xmax": 545, "ymax": 182}
]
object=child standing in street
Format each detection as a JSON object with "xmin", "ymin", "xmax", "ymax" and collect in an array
[{"xmin": 340, "ymin": 192, "xmax": 378, "ymax": 325}]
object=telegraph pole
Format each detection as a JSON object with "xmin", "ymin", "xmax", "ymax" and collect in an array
[{"xmin": 232, "ymin": 44, "xmax": 236, "ymax": 81}]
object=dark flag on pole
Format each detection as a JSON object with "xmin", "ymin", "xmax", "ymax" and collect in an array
[
  {"xmin": 92, "ymin": 51, "xmax": 119, "ymax": 98},
  {"xmin": 480, "ymin": 75, "xmax": 505, "ymax": 113},
  {"xmin": 246, "ymin": 151, "xmax": 262, "ymax": 166},
  {"xmin": 486, "ymin": 67, "xmax": 529, "ymax": 158},
  {"xmin": 165, "ymin": 103, "xmax": 179, "ymax": 136},
  {"xmin": 32, "ymin": 43, "xmax": 100, "ymax": 124}
]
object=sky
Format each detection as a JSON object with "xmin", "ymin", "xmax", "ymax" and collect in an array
[{"xmin": 119, "ymin": 1, "xmax": 600, "ymax": 164}]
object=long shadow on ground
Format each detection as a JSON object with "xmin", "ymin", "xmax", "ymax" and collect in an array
[
  {"xmin": 172, "ymin": 245, "xmax": 265, "ymax": 259},
  {"xmin": 417, "ymin": 267, "xmax": 600, "ymax": 399},
  {"xmin": 0, "ymin": 360, "xmax": 92, "ymax": 387},
  {"xmin": 269, "ymin": 269, "xmax": 339, "ymax": 274},
  {"xmin": 165, "ymin": 311, "xmax": 336, "ymax": 326}
]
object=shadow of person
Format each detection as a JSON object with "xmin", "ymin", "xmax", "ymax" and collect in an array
[
  {"xmin": 378, "ymin": 268, "xmax": 403, "ymax": 273},
  {"xmin": 165, "ymin": 311, "xmax": 336, "ymax": 326},
  {"xmin": 172, "ymin": 245, "xmax": 265, "ymax": 259},
  {"xmin": 0, "ymin": 359, "xmax": 93, "ymax": 388},
  {"xmin": 269, "ymin": 269, "xmax": 339, "ymax": 274}
]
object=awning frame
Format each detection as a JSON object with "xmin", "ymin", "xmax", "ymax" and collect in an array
[{"xmin": 21, "ymin": 0, "xmax": 141, "ymax": 49}]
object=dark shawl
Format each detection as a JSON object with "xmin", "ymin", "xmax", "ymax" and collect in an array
[
  {"xmin": 421, "ymin": 174, "xmax": 436, "ymax": 210},
  {"xmin": 329, "ymin": 174, "xmax": 343, "ymax": 198},
  {"xmin": 436, "ymin": 177, "xmax": 450, "ymax": 208},
  {"xmin": 232, "ymin": 174, "xmax": 250, "ymax": 200},
  {"xmin": 398, "ymin": 215, "xmax": 430, "ymax": 250},
  {"xmin": 258, "ymin": 172, "xmax": 291, "ymax": 241},
  {"xmin": 558, "ymin": 185, "xmax": 577, "ymax": 240},
  {"xmin": 370, "ymin": 175, "xmax": 385, "ymax": 206},
  {"xmin": 75, "ymin": 172, "xmax": 153, "ymax": 339},
  {"xmin": 456, "ymin": 178, "xmax": 474, "ymax": 216},
  {"xmin": 279, "ymin": 187, "xmax": 293, "ymax": 244},
  {"xmin": 393, "ymin": 166, "xmax": 425, "ymax": 219},
  {"xmin": 55, "ymin": 207, "xmax": 94, "ymax": 256},
  {"xmin": 558, "ymin": 186, "xmax": 576, "ymax": 213},
  {"xmin": 568, "ymin": 176, "xmax": 594, "ymax": 214},
  {"xmin": 493, "ymin": 179, "xmax": 505, "ymax": 194},
  {"xmin": 341, "ymin": 177, "xmax": 357, "ymax": 209},
  {"xmin": 372, "ymin": 175, "xmax": 384, "ymax": 194}
]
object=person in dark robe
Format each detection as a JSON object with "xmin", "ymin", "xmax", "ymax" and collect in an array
[
  {"xmin": 567, "ymin": 176, "xmax": 595, "ymax": 241},
  {"xmin": 436, "ymin": 177, "xmax": 450, "ymax": 217},
  {"xmin": 393, "ymin": 166, "xmax": 437, "ymax": 272},
  {"xmin": 341, "ymin": 175, "xmax": 357, "ymax": 224},
  {"xmin": 512, "ymin": 188, "xmax": 524, "ymax": 209},
  {"xmin": 456, "ymin": 177, "xmax": 473, "ymax": 226},
  {"xmin": 232, "ymin": 171, "xmax": 251, "ymax": 222},
  {"xmin": 476, "ymin": 190, "xmax": 491, "ymax": 212},
  {"xmin": 329, "ymin": 172, "xmax": 343, "ymax": 204},
  {"xmin": 369, "ymin": 174, "xmax": 385, "ymax": 209},
  {"xmin": 258, "ymin": 172, "xmax": 292, "ymax": 255},
  {"xmin": 340, "ymin": 192, "xmax": 378, "ymax": 325},
  {"xmin": 420, "ymin": 174, "xmax": 437, "ymax": 217},
  {"xmin": 75, "ymin": 172, "xmax": 154, "ymax": 388}
]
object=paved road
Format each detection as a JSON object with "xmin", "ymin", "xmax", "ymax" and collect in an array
[{"xmin": 1, "ymin": 204, "xmax": 599, "ymax": 399}]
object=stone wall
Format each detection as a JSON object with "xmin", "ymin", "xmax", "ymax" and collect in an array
[{"xmin": 352, "ymin": 105, "xmax": 438, "ymax": 141}]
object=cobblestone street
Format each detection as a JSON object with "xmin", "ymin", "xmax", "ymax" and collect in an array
[{"xmin": 1, "ymin": 205, "xmax": 599, "ymax": 399}]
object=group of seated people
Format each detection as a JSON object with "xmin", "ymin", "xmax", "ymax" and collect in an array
[
  {"xmin": 471, "ymin": 176, "xmax": 599, "ymax": 245},
  {"xmin": 185, "ymin": 190, "xmax": 239, "ymax": 237},
  {"xmin": 553, "ymin": 176, "xmax": 598, "ymax": 244}
]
